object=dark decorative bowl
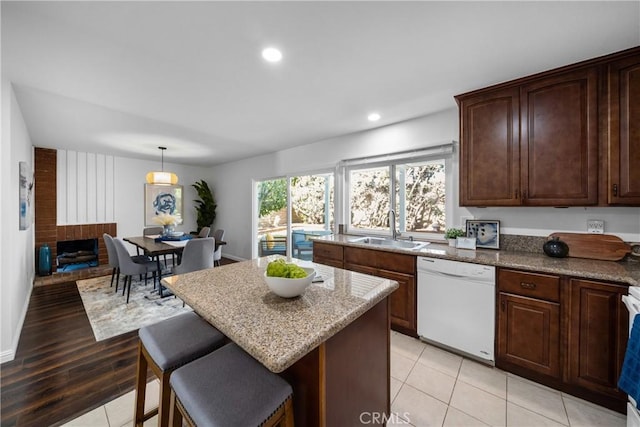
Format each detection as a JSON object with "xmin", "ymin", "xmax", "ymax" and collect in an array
[{"xmin": 543, "ymin": 237, "xmax": 569, "ymax": 258}]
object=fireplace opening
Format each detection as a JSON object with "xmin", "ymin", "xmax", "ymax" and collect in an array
[{"xmin": 56, "ymin": 238, "xmax": 99, "ymax": 271}]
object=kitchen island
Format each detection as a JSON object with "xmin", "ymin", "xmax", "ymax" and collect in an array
[{"xmin": 161, "ymin": 256, "xmax": 399, "ymax": 426}]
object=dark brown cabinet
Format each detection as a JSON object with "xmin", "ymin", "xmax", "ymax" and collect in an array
[
  {"xmin": 458, "ymin": 87, "xmax": 520, "ymax": 206},
  {"xmin": 520, "ymin": 68, "xmax": 599, "ymax": 205},
  {"xmin": 606, "ymin": 54, "xmax": 640, "ymax": 204},
  {"xmin": 457, "ymin": 46, "xmax": 640, "ymax": 207},
  {"xmin": 313, "ymin": 242, "xmax": 417, "ymax": 335},
  {"xmin": 497, "ymin": 267, "xmax": 629, "ymax": 413},
  {"xmin": 567, "ymin": 278, "xmax": 628, "ymax": 400},
  {"xmin": 497, "ymin": 269, "xmax": 561, "ymax": 379},
  {"xmin": 344, "ymin": 247, "xmax": 417, "ymax": 336},
  {"xmin": 312, "ymin": 241, "xmax": 344, "ymax": 269}
]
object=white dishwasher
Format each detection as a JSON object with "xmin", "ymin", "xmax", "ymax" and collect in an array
[{"xmin": 417, "ymin": 257, "xmax": 496, "ymax": 363}]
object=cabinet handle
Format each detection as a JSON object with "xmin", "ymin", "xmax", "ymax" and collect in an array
[
  {"xmin": 613, "ymin": 184, "xmax": 618, "ymax": 197},
  {"xmin": 520, "ymin": 282, "xmax": 537, "ymax": 290}
]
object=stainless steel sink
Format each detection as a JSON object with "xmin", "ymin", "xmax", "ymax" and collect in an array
[{"xmin": 348, "ymin": 236, "xmax": 430, "ymax": 251}]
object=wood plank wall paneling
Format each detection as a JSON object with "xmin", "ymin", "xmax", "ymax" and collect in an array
[
  {"xmin": 35, "ymin": 147, "xmax": 118, "ymax": 273},
  {"xmin": 57, "ymin": 148, "xmax": 115, "ymax": 225}
]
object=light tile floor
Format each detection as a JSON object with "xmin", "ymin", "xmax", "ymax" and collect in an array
[
  {"xmin": 389, "ymin": 331, "xmax": 626, "ymax": 427},
  {"xmin": 62, "ymin": 331, "xmax": 627, "ymax": 426}
]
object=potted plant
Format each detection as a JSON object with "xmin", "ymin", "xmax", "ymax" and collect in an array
[
  {"xmin": 444, "ymin": 228, "xmax": 465, "ymax": 247},
  {"xmin": 192, "ymin": 180, "xmax": 217, "ymax": 233}
]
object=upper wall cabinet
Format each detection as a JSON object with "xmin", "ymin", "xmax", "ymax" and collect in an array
[
  {"xmin": 458, "ymin": 87, "xmax": 520, "ymax": 206},
  {"xmin": 456, "ymin": 46, "xmax": 640, "ymax": 207},
  {"xmin": 607, "ymin": 54, "xmax": 640, "ymax": 205}
]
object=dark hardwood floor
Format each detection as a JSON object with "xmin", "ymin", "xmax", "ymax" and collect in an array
[
  {"xmin": 0, "ymin": 281, "xmax": 139, "ymax": 427},
  {"xmin": 0, "ymin": 258, "xmax": 236, "ymax": 427}
]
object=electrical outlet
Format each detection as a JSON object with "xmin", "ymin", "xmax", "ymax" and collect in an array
[{"xmin": 587, "ymin": 219, "xmax": 604, "ymax": 234}]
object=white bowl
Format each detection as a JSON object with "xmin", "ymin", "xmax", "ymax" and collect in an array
[
  {"xmin": 169, "ymin": 231, "xmax": 184, "ymax": 237},
  {"xmin": 263, "ymin": 267, "xmax": 316, "ymax": 298}
]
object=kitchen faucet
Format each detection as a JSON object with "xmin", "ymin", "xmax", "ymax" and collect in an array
[{"xmin": 389, "ymin": 209, "xmax": 401, "ymax": 240}]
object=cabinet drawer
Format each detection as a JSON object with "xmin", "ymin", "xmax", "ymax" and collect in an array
[
  {"xmin": 313, "ymin": 242, "xmax": 343, "ymax": 261},
  {"xmin": 499, "ymin": 269, "xmax": 560, "ymax": 302},
  {"xmin": 344, "ymin": 247, "xmax": 415, "ymax": 274}
]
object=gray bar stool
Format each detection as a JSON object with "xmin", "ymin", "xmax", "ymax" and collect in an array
[
  {"xmin": 169, "ymin": 342, "xmax": 294, "ymax": 427},
  {"xmin": 134, "ymin": 312, "xmax": 226, "ymax": 427}
]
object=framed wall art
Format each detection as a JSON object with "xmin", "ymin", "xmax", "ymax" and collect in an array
[
  {"xmin": 466, "ymin": 220, "xmax": 500, "ymax": 249},
  {"xmin": 19, "ymin": 161, "xmax": 33, "ymax": 230},
  {"xmin": 144, "ymin": 184, "xmax": 183, "ymax": 226}
]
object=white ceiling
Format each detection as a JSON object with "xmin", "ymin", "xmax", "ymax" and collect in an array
[{"xmin": 2, "ymin": 1, "xmax": 639, "ymax": 167}]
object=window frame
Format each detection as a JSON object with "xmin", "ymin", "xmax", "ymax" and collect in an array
[{"xmin": 342, "ymin": 145, "xmax": 454, "ymax": 241}]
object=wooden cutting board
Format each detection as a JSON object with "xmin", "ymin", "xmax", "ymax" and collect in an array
[{"xmin": 547, "ymin": 233, "xmax": 631, "ymax": 261}]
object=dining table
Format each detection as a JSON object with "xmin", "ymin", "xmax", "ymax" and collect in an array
[
  {"xmin": 123, "ymin": 235, "xmax": 226, "ymax": 297},
  {"xmin": 161, "ymin": 256, "xmax": 399, "ymax": 426}
]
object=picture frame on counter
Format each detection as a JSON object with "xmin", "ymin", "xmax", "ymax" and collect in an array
[{"xmin": 466, "ymin": 220, "xmax": 500, "ymax": 249}]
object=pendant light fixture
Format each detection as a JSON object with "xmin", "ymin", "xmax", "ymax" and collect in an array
[{"xmin": 146, "ymin": 146, "xmax": 178, "ymax": 185}]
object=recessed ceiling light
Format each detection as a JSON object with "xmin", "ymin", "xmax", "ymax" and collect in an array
[
  {"xmin": 262, "ymin": 47, "xmax": 282, "ymax": 63},
  {"xmin": 368, "ymin": 112, "xmax": 381, "ymax": 122}
]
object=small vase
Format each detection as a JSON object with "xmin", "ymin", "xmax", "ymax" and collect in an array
[
  {"xmin": 38, "ymin": 243, "xmax": 51, "ymax": 276},
  {"xmin": 543, "ymin": 237, "xmax": 569, "ymax": 258},
  {"xmin": 163, "ymin": 225, "xmax": 174, "ymax": 236}
]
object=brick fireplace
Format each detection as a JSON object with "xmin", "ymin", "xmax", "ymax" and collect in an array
[{"xmin": 34, "ymin": 148, "xmax": 117, "ymax": 282}]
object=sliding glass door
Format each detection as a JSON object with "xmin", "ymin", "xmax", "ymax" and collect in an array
[
  {"xmin": 256, "ymin": 172, "xmax": 334, "ymax": 260},
  {"xmin": 290, "ymin": 173, "xmax": 334, "ymax": 260}
]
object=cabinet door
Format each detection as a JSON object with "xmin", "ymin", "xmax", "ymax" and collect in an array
[
  {"xmin": 344, "ymin": 263, "xmax": 417, "ymax": 336},
  {"xmin": 458, "ymin": 87, "xmax": 521, "ymax": 206},
  {"xmin": 379, "ymin": 269, "xmax": 416, "ymax": 336},
  {"xmin": 567, "ymin": 279, "xmax": 628, "ymax": 398},
  {"xmin": 520, "ymin": 67, "xmax": 599, "ymax": 205},
  {"xmin": 497, "ymin": 293, "xmax": 560, "ymax": 379},
  {"xmin": 607, "ymin": 54, "xmax": 640, "ymax": 204}
]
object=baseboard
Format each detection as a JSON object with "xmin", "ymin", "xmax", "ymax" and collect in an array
[
  {"xmin": 0, "ymin": 349, "xmax": 15, "ymax": 364},
  {"xmin": 223, "ymin": 254, "xmax": 246, "ymax": 262},
  {"xmin": 0, "ymin": 282, "xmax": 33, "ymax": 364}
]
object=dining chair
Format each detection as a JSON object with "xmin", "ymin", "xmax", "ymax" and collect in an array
[
  {"xmin": 198, "ymin": 227, "xmax": 211, "ymax": 238},
  {"xmin": 113, "ymin": 238, "xmax": 160, "ymax": 303},
  {"xmin": 212, "ymin": 229, "xmax": 225, "ymax": 266},
  {"xmin": 103, "ymin": 233, "xmax": 150, "ymax": 292},
  {"xmin": 172, "ymin": 238, "xmax": 215, "ymax": 275}
]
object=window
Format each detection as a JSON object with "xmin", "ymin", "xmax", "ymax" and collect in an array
[{"xmin": 345, "ymin": 145, "xmax": 452, "ymax": 237}]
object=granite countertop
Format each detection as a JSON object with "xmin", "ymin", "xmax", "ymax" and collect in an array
[
  {"xmin": 161, "ymin": 256, "xmax": 398, "ymax": 373},
  {"xmin": 315, "ymin": 234, "xmax": 640, "ymax": 287}
]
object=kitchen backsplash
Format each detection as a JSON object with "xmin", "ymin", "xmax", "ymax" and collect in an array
[{"xmin": 500, "ymin": 234, "xmax": 548, "ymax": 254}]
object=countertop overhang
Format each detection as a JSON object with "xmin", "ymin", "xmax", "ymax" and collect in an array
[
  {"xmin": 315, "ymin": 234, "xmax": 640, "ymax": 286},
  {"xmin": 161, "ymin": 256, "xmax": 398, "ymax": 372}
]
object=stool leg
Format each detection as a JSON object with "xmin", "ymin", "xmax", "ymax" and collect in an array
[
  {"xmin": 158, "ymin": 371, "xmax": 172, "ymax": 427},
  {"xmin": 134, "ymin": 342, "xmax": 148, "ymax": 427},
  {"xmin": 169, "ymin": 390, "xmax": 183, "ymax": 427},
  {"xmin": 283, "ymin": 397, "xmax": 295, "ymax": 427}
]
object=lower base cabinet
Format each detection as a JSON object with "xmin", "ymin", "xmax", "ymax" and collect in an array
[
  {"xmin": 567, "ymin": 278, "xmax": 628, "ymax": 401},
  {"xmin": 313, "ymin": 242, "xmax": 417, "ymax": 336},
  {"xmin": 497, "ymin": 293, "xmax": 561, "ymax": 379},
  {"xmin": 496, "ymin": 268, "xmax": 629, "ymax": 413}
]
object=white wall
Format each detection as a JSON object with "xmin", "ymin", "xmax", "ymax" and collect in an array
[
  {"xmin": 1, "ymin": 80, "xmax": 35, "ymax": 362},
  {"xmin": 211, "ymin": 108, "xmax": 461, "ymax": 260},
  {"xmin": 112, "ymin": 156, "xmax": 212, "ymax": 241},
  {"xmin": 211, "ymin": 107, "xmax": 640, "ymax": 260},
  {"xmin": 55, "ymin": 149, "xmax": 213, "ymax": 252}
]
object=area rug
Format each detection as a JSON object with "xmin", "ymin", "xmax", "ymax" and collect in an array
[{"xmin": 76, "ymin": 274, "xmax": 192, "ymax": 341}]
